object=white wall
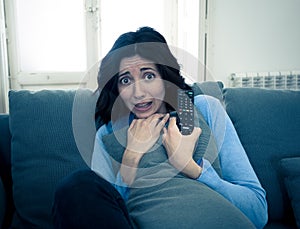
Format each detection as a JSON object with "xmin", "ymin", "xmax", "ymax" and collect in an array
[{"xmin": 206, "ymin": 0, "xmax": 300, "ymax": 86}]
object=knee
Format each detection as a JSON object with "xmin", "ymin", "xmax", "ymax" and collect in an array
[
  {"xmin": 52, "ymin": 169, "xmax": 101, "ymax": 228},
  {"xmin": 53, "ymin": 169, "xmax": 103, "ymax": 220},
  {"xmin": 54, "ymin": 169, "xmax": 117, "ymax": 205},
  {"xmin": 52, "ymin": 169, "xmax": 132, "ymax": 229},
  {"xmin": 55, "ymin": 169, "xmax": 97, "ymax": 200}
]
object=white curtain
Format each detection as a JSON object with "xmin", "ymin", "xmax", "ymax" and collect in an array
[{"xmin": 0, "ymin": 0, "xmax": 9, "ymax": 113}]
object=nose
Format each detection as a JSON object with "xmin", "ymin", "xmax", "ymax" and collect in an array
[{"xmin": 133, "ymin": 80, "xmax": 146, "ymax": 99}]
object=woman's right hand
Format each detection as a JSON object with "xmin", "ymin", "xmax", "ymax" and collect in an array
[
  {"xmin": 120, "ymin": 113, "xmax": 169, "ymax": 185},
  {"xmin": 127, "ymin": 113, "xmax": 169, "ymax": 154}
]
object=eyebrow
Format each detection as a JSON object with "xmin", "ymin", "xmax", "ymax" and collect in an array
[{"xmin": 118, "ymin": 67, "xmax": 157, "ymax": 78}]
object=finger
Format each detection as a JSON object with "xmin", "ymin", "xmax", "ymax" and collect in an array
[
  {"xmin": 129, "ymin": 119, "xmax": 136, "ymax": 129},
  {"xmin": 169, "ymin": 117, "xmax": 177, "ymax": 127},
  {"xmin": 146, "ymin": 113, "xmax": 162, "ymax": 123},
  {"xmin": 149, "ymin": 113, "xmax": 165, "ymax": 120},
  {"xmin": 162, "ymin": 127, "xmax": 167, "ymax": 142},
  {"xmin": 163, "ymin": 126, "xmax": 167, "ymax": 133},
  {"xmin": 158, "ymin": 113, "xmax": 169, "ymax": 127},
  {"xmin": 192, "ymin": 127, "xmax": 202, "ymax": 138},
  {"xmin": 152, "ymin": 114, "xmax": 169, "ymax": 136},
  {"xmin": 148, "ymin": 113, "xmax": 167, "ymax": 128}
]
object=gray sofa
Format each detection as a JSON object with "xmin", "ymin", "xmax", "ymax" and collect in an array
[{"xmin": 0, "ymin": 81, "xmax": 299, "ymax": 228}]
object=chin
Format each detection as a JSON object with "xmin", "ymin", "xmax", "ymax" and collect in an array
[
  {"xmin": 134, "ymin": 113, "xmax": 149, "ymax": 119},
  {"xmin": 133, "ymin": 111, "xmax": 154, "ymax": 119}
]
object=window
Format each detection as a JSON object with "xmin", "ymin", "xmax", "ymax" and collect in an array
[
  {"xmin": 99, "ymin": 0, "xmax": 203, "ymax": 84},
  {"xmin": 5, "ymin": 0, "xmax": 99, "ymax": 89},
  {"xmin": 100, "ymin": 0, "xmax": 165, "ymax": 57},
  {"xmin": 4, "ymin": 0, "xmax": 205, "ymax": 90},
  {"xmin": 15, "ymin": 0, "xmax": 87, "ymax": 72}
]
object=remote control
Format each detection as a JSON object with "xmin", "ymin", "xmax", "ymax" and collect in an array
[{"xmin": 177, "ymin": 88, "xmax": 194, "ymax": 135}]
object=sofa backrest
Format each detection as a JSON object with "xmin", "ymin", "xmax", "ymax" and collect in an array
[
  {"xmin": 5, "ymin": 82, "xmax": 224, "ymax": 228},
  {"xmin": 8, "ymin": 90, "xmax": 92, "ymax": 228},
  {"xmin": 223, "ymin": 87, "xmax": 300, "ymax": 224},
  {"xmin": 5, "ymin": 83, "xmax": 300, "ymax": 228}
]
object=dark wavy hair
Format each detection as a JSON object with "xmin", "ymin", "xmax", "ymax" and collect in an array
[{"xmin": 95, "ymin": 27, "xmax": 190, "ymax": 128}]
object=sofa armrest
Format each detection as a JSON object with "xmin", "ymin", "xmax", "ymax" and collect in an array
[
  {"xmin": 0, "ymin": 177, "xmax": 6, "ymax": 229},
  {"xmin": 0, "ymin": 114, "xmax": 14, "ymax": 228}
]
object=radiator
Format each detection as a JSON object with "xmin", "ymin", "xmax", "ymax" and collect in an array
[{"xmin": 228, "ymin": 71, "xmax": 300, "ymax": 90}]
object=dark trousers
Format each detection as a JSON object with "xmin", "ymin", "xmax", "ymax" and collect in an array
[{"xmin": 52, "ymin": 169, "xmax": 134, "ymax": 229}]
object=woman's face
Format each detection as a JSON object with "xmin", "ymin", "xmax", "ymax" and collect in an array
[{"xmin": 118, "ymin": 55, "xmax": 166, "ymax": 119}]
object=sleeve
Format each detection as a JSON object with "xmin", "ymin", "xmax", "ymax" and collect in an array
[
  {"xmin": 91, "ymin": 125, "xmax": 129, "ymax": 200},
  {"xmin": 194, "ymin": 95, "xmax": 268, "ymax": 229}
]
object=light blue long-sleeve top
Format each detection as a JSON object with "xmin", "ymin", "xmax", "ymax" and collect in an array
[{"xmin": 91, "ymin": 95, "xmax": 268, "ymax": 228}]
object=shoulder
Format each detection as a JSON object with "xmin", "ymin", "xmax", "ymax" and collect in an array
[
  {"xmin": 194, "ymin": 94, "xmax": 222, "ymax": 106},
  {"xmin": 95, "ymin": 122, "xmax": 112, "ymax": 140},
  {"xmin": 194, "ymin": 95, "xmax": 224, "ymax": 117}
]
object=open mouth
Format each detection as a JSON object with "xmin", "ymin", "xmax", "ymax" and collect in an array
[{"xmin": 134, "ymin": 101, "xmax": 153, "ymax": 111}]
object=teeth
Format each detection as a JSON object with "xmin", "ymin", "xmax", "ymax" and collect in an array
[{"xmin": 135, "ymin": 102, "xmax": 151, "ymax": 108}]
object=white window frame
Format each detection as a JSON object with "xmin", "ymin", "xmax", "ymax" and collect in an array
[
  {"xmin": 0, "ymin": 0, "xmax": 9, "ymax": 112},
  {"xmin": 3, "ymin": 0, "xmax": 207, "ymax": 90},
  {"xmin": 4, "ymin": 0, "xmax": 100, "ymax": 89}
]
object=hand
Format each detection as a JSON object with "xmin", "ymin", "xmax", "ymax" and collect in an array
[
  {"xmin": 126, "ymin": 113, "xmax": 169, "ymax": 154},
  {"xmin": 162, "ymin": 117, "xmax": 202, "ymax": 179},
  {"xmin": 120, "ymin": 113, "xmax": 169, "ymax": 185}
]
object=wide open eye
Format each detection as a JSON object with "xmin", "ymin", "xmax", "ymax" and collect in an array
[
  {"xmin": 119, "ymin": 76, "xmax": 131, "ymax": 85},
  {"xmin": 144, "ymin": 72, "xmax": 155, "ymax": 81}
]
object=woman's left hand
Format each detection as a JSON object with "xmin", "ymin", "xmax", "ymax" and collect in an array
[{"xmin": 162, "ymin": 117, "xmax": 202, "ymax": 179}]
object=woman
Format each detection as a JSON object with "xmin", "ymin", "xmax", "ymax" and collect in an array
[{"xmin": 53, "ymin": 27, "xmax": 268, "ymax": 229}]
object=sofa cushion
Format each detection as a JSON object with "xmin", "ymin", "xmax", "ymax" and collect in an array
[
  {"xmin": 223, "ymin": 88, "xmax": 300, "ymax": 223},
  {"xmin": 8, "ymin": 90, "xmax": 95, "ymax": 228},
  {"xmin": 280, "ymin": 157, "xmax": 300, "ymax": 228}
]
